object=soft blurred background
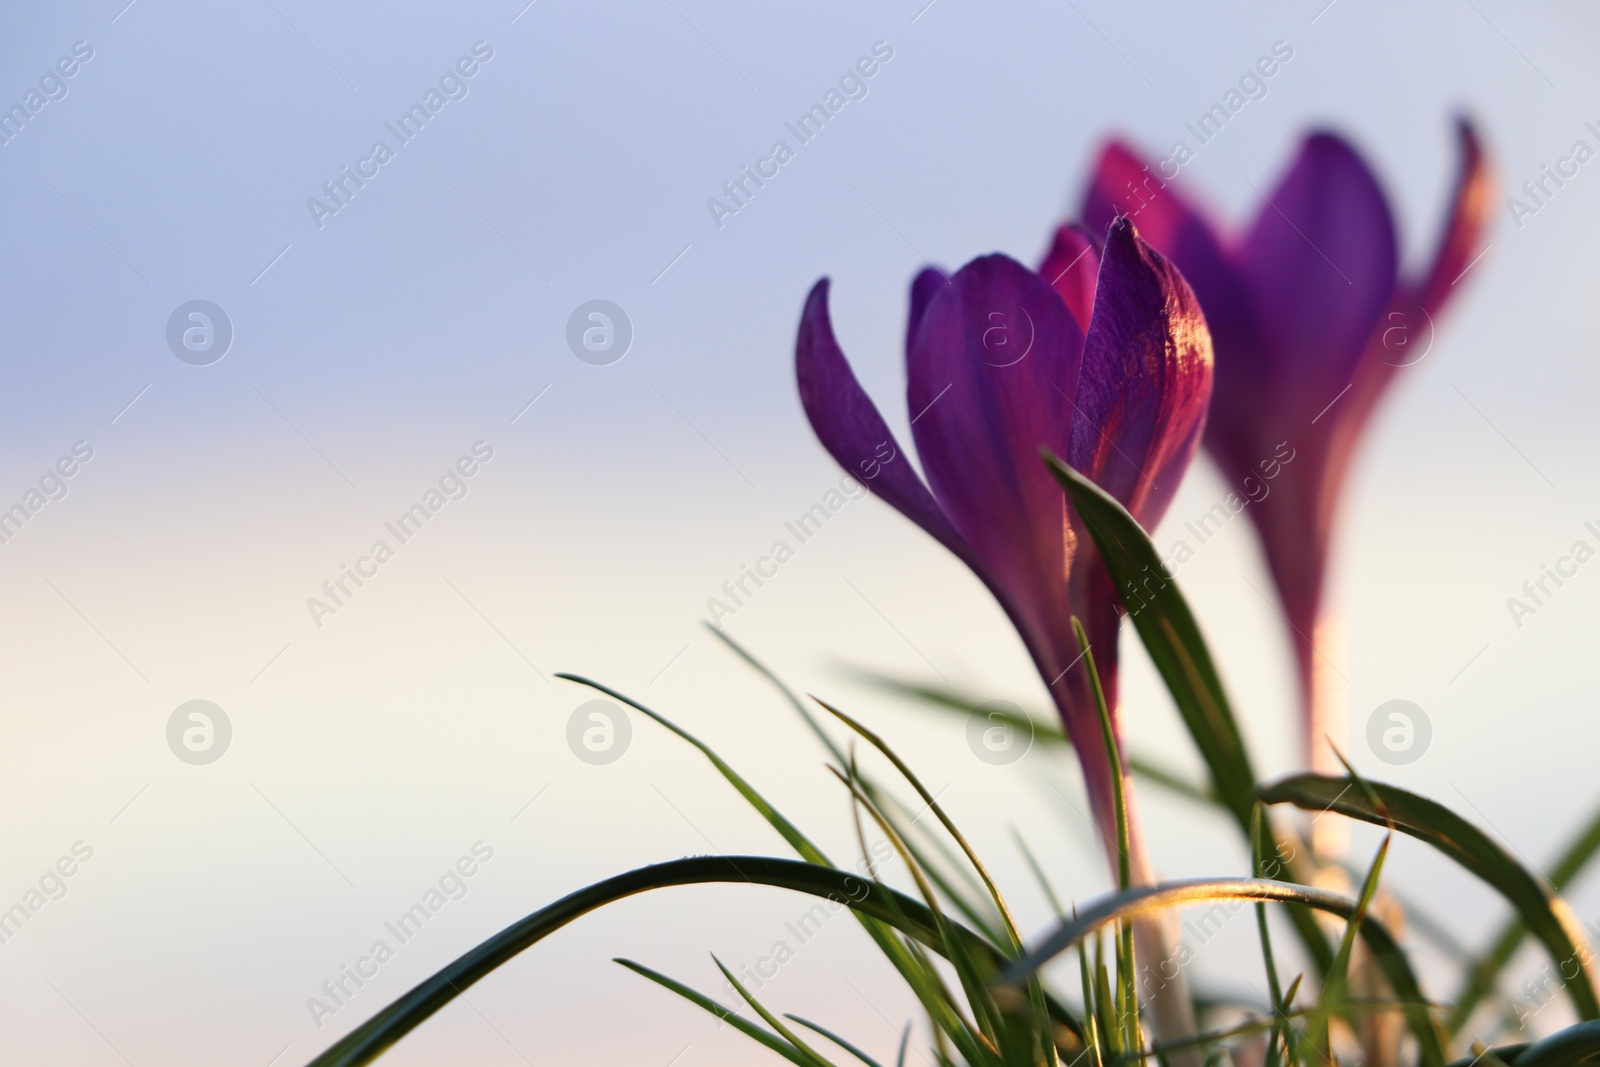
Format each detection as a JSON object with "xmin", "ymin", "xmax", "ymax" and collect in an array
[{"xmin": 1, "ymin": 0, "xmax": 1598, "ymax": 1063}]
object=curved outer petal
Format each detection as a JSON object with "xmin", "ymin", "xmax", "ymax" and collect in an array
[
  {"xmin": 1039, "ymin": 224, "xmax": 1100, "ymax": 333},
  {"xmin": 795, "ymin": 279, "xmax": 976, "ymax": 566},
  {"xmin": 1412, "ymin": 117, "xmax": 1494, "ymax": 319},
  {"xmin": 906, "ymin": 254, "xmax": 1084, "ymax": 654},
  {"xmin": 1082, "ymin": 142, "xmax": 1257, "ymax": 416}
]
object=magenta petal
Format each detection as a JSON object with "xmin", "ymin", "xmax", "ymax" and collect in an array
[
  {"xmin": 906, "ymin": 266, "xmax": 948, "ymax": 359},
  {"xmin": 907, "ymin": 254, "xmax": 1083, "ymax": 628},
  {"xmin": 795, "ymin": 279, "xmax": 973, "ymax": 563},
  {"xmin": 1039, "ymin": 225, "xmax": 1100, "ymax": 334},
  {"xmin": 1082, "ymin": 141, "xmax": 1253, "ymax": 370},
  {"xmin": 1068, "ymin": 219, "xmax": 1214, "ymax": 531},
  {"xmin": 1240, "ymin": 133, "xmax": 1399, "ymax": 408}
]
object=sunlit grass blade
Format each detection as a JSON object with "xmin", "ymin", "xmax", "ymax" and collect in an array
[
  {"xmin": 617, "ymin": 958, "xmax": 832, "ymax": 1067},
  {"xmin": 851, "ymin": 670, "xmax": 1214, "ymax": 806},
  {"xmin": 1260, "ymin": 773, "xmax": 1600, "ymax": 1023},
  {"xmin": 1302, "ymin": 832, "xmax": 1392, "ymax": 1065},
  {"xmin": 818, "ymin": 696, "xmax": 1061, "ymax": 1065},
  {"xmin": 304, "ymin": 855, "xmax": 1005, "ymax": 1067},
  {"xmin": 1452, "ymin": 798, "xmax": 1600, "ymax": 1034},
  {"xmin": 709, "ymin": 632, "xmax": 1009, "ymax": 943},
  {"xmin": 1071, "ymin": 616, "xmax": 1142, "ymax": 1057},
  {"xmin": 714, "ymin": 955, "xmax": 838, "ymax": 1066},
  {"xmin": 831, "ymin": 763, "xmax": 999, "ymax": 1064},
  {"xmin": 1043, "ymin": 452, "xmax": 1257, "ymax": 830},
  {"xmin": 1000, "ymin": 876, "xmax": 1446, "ymax": 1067}
]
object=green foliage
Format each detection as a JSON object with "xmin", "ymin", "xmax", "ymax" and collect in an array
[{"xmin": 311, "ymin": 456, "xmax": 1600, "ymax": 1067}]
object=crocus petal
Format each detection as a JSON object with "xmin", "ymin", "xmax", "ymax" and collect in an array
[
  {"xmin": 1039, "ymin": 225, "xmax": 1099, "ymax": 334},
  {"xmin": 1067, "ymin": 218, "xmax": 1214, "ymax": 531},
  {"xmin": 906, "ymin": 254, "xmax": 1084, "ymax": 623},
  {"xmin": 1411, "ymin": 117, "xmax": 1493, "ymax": 316},
  {"xmin": 1238, "ymin": 132, "xmax": 1398, "ymax": 411},
  {"xmin": 1081, "ymin": 141, "xmax": 1254, "ymax": 378},
  {"xmin": 906, "ymin": 266, "xmax": 948, "ymax": 359},
  {"xmin": 795, "ymin": 279, "xmax": 974, "ymax": 564}
]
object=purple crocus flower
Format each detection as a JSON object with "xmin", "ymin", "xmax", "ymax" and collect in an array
[
  {"xmin": 795, "ymin": 219, "xmax": 1213, "ymax": 879},
  {"xmin": 1080, "ymin": 122, "xmax": 1491, "ymax": 773}
]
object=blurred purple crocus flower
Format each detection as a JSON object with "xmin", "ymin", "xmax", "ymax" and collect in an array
[
  {"xmin": 1081, "ymin": 122, "xmax": 1492, "ymax": 773},
  {"xmin": 795, "ymin": 219, "xmax": 1212, "ymax": 878}
]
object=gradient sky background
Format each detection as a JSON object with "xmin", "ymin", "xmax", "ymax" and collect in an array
[{"xmin": 3, "ymin": 1, "xmax": 1600, "ymax": 1064}]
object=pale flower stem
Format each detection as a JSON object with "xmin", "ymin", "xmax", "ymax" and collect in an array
[
  {"xmin": 1306, "ymin": 613, "xmax": 1348, "ymax": 863},
  {"xmin": 1123, "ymin": 775, "xmax": 1202, "ymax": 1067}
]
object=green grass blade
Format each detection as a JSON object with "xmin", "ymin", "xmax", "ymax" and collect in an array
[
  {"xmin": 852, "ymin": 671, "xmax": 1214, "ymax": 806},
  {"xmin": 1260, "ymin": 773, "xmax": 1600, "ymax": 1023},
  {"xmin": 304, "ymin": 855, "xmax": 1005, "ymax": 1067},
  {"xmin": 556, "ymin": 673, "xmax": 831, "ymax": 866},
  {"xmin": 1042, "ymin": 452, "xmax": 1257, "ymax": 831},
  {"xmin": 999, "ymin": 876, "xmax": 1446, "ymax": 1067},
  {"xmin": 617, "ymin": 958, "xmax": 828, "ymax": 1067},
  {"xmin": 1505, "ymin": 1019, "xmax": 1600, "ymax": 1067},
  {"xmin": 714, "ymin": 956, "xmax": 837, "ymax": 1067},
  {"xmin": 787, "ymin": 1015, "xmax": 889, "ymax": 1067},
  {"xmin": 1302, "ymin": 833, "xmax": 1391, "ymax": 1065},
  {"xmin": 1452, "ymin": 798, "xmax": 1600, "ymax": 1033}
]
